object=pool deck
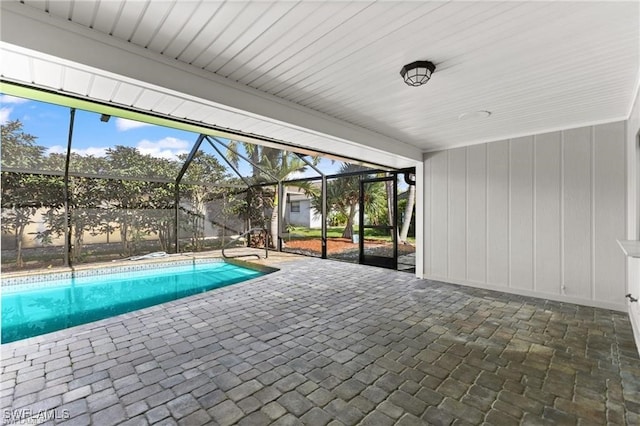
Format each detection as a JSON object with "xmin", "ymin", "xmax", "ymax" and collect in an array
[{"xmin": 1, "ymin": 254, "xmax": 639, "ymax": 425}]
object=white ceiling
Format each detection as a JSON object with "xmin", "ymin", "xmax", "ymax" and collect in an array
[{"xmin": 1, "ymin": 1, "xmax": 639, "ymax": 163}]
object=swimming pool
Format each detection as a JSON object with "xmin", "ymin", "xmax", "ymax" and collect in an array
[{"xmin": 1, "ymin": 261, "xmax": 265, "ymax": 344}]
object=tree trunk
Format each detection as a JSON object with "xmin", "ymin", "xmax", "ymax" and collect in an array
[
  {"xmin": 341, "ymin": 203, "xmax": 358, "ymax": 239},
  {"xmin": 158, "ymin": 221, "xmax": 172, "ymax": 251},
  {"xmin": 16, "ymin": 224, "xmax": 24, "ymax": 267},
  {"xmin": 121, "ymin": 218, "xmax": 130, "ymax": 256},
  {"xmin": 400, "ymin": 184, "xmax": 415, "ymax": 242},
  {"xmin": 385, "ymin": 180, "xmax": 394, "ymax": 236},
  {"xmin": 72, "ymin": 226, "xmax": 84, "ymax": 262}
]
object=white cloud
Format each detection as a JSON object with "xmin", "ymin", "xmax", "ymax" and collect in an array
[
  {"xmin": 115, "ymin": 118, "xmax": 154, "ymax": 131},
  {"xmin": 0, "ymin": 95, "xmax": 29, "ymax": 105},
  {"xmin": 46, "ymin": 145, "xmax": 65, "ymax": 155},
  {"xmin": 44, "ymin": 137, "xmax": 190, "ymax": 161},
  {"xmin": 47, "ymin": 145, "xmax": 108, "ymax": 157},
  {"xmin": 73, "ymin": 147, "xmax": 108, "ymax": 157},
  {"xmin": 0, "ymin": 107, "xmax": 11, "ymax": 124},
  {"xmin": 136, "ymin": 137, "xmax": 190, "ymax": 160}
]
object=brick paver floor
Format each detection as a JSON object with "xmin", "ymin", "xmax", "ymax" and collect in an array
[{"xmin": 1, "ymin": 257, "xmax": 639, "ymax": 425}]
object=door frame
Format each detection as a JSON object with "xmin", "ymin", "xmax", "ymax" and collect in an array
[{"xmin": 358, "ymin": 175, "xmax": 398, "ymax": 269}]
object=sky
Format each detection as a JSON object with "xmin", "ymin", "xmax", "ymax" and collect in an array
[
  {"xmin": 0, "ymin": 93, "xmax": 344, "ymax": 179},
  {"xmin": 1, "ymin": 94, "xmax": 194, "ymax": 161}
]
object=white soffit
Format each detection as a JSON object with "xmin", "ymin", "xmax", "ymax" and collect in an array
[
  {"xmin": 0, "ymin": 2, "xmax": 421, "ymax": 169},
  {"xmin": 2, "ymin": 0, "xmax": 639, "ymax": 154}
]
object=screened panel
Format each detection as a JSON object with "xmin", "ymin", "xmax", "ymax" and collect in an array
[
  {"xmin": 1, "ymin": 172, "xmax": 65, "ymax": 272},
  {"xmin": 70, "ymin": 177, "xmax": 175, "ymax": 263},
  {"xmin": 1, "ymin": 88, "xmax": 408, "ymax": 271},
  {"xmin": 0, "ymin": 95, "xmax": 70, "ymax": 174},
  {"xmin": 177, "ymin": 187, "xmax": 242, "ymax": 253},
  {"xmin": 250, "ymin": 184, "xmax": 276, "ymax": 248},
  {"xmin": 320, "ymin": 159, "xmax": 353, "ymax": 177},
  {"xmin": 216, "ymin": 184, "xmax": 276, "ymax": 254},
  {"xmin": 68, "ymin": 110, "xmax": 191, "ymax": 180},
  {"xmin": 359, "ymin": 177, "xmax": 396, "ymax": 269},
  {"xmin": 202, "ymin": 187, "xmax": 248, "ymax": 249},
  {"xmin": 325, "ymin": 175, "xmax": 360, "ymax": 264},
  {"xmin": 397, "ymin": 171, "xmax": 416, "ymax": 273},
  {"xmin": 177, "ymin": 138, "xmax": 243, "ymax": 252},
  {"xmin": 201, "ymin": 136, "xmax": 258, "ymax": 184},
  {"xmin": 282, "ymin": 179, "xmax": 322, "ymax": 258},
  {"xmin": 203, "ymin": 138, "xmax": 318, "ymax": 252}
]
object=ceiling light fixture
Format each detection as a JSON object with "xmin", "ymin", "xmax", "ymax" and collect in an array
[{"xmin": 400, "ymin": 60, "xmax": 436, "ymax": 86}]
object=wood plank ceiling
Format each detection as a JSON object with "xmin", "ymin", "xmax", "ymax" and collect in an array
[{"xmin": 6, "ymin": 0, "xmax": 640, "ymax": 152}]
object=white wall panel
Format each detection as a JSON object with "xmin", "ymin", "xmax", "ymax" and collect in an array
[
  {"xmin": 594, "ymin": 121, "xmax": 627, "ymax": 304},
  {"xmin": 534, "ymin": 132, "xmax": 562, "ymax": 295},
  {"xmin": 562, "ymin": 127, "xmax": 592, "ymax": 299},
  {"xmin": 625, "ymin": 87, "xmax": 640, "ymax": 352},
  {"xmin": 466, "ymin": 144, "xmax": 487, "ymax": 283},
  {"xmin": 431, "ymin": 151, "xmax": 449, "ymax": 278},
  {"xmin": 423, "ymin": 157, "xmax": 433, "ymax": 275},
  {"xmin": 509, "ymin": 136, "xmax": 534, "ymax": 290},
  {"xmin": 487, "ymin": 141, "xmax": 510, "ymax": 287},
  {"xmin": 423, "ymin": 121, "xmax": 627, "ymax": 311},
  {"xmin": 448, "ymin": 148, "xmax": 467, "ymax": 280}
]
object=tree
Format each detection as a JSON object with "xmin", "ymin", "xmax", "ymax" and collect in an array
[
  {"xmin": 101, "ymin": 146, "xmax": 178, "ymax": 256},
  {"xmin": 225, "ymin": 142, "xmax": 315, "ymax": 247},
  {"xmin": 311, "ymin": 164, "xmax": 389, "ymax": 240},
  {"xmin": 399, "ymin": 177, "xmax": 415, "ymax": 243},
  {"xmin": 35, "ymin": 154, "xmax": 110, "ymax": 262},
  {"xmin": 312, "ymin": 164, "xmax": 362, "ymax": 239},
  {"xmin": 0, "ymin": 120, "xmax": 44, "ymax": 169},
  {"xmin": 144, "ymin": 156, "xmax": 180, "ymax": 252},
  {"xmin": 0, "ymin": 120, "xmax": 61, "ymax": 267},
  {"xmin": 178, "ymin": 151, "xmax": 229, "ymax": 251}
]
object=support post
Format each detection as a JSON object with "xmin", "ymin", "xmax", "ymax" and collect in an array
[
  {"xmin": 321, "ymin": 175, "xmax": 327, "ymax": 259},
  {"xmin": 63, "ymin": 108, "xmax": 75, "ymax": 267},
  {"xmin": 277, "ymin": 181, "xmax": 284, "ymax": 252},
  {"xmin": 174, "ymin": 183, "xmax": 179, "ymax": 253},
  {"xmin": 358, "ymin": 177, "xmax": 365, "ymax": 264},
  {"xmin": 393, "ymin": 172, "xmax": 398, "ymax": 269}
]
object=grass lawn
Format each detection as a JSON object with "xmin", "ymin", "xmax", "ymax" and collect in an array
[{"xmin": 286, "ymin": 226, "xmax": 415, "ymax": 243}]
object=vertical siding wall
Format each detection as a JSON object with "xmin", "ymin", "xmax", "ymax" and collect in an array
[{"xmin": 423, "ymin": 121, "xmax": 627, "ymax": 311}]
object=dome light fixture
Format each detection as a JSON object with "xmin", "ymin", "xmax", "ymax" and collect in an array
[{"xmin": 400, "ymin": 60, "xmax": 436, "ymax": 86}]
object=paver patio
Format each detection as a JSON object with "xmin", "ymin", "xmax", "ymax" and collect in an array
[{"xmin": 1, "ymin": 256, "xmax": 639, "ymax": 425}]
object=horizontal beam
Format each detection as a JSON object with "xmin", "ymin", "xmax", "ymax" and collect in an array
[{"xmin": 0, "ymin": 167, "xmax": 245, "ymax": 187}]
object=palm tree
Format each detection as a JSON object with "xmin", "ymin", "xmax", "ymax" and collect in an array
[
  {"xmin": 312, "ymin": 164, "xmax": 385, "ymax": 239},
  {"xmin": 399, "ymin": 177, "xmax": 415, "ymax": 243},
  {"xmin": 225, "ymin": 141, "xmax": 317, "ymax": 247}
]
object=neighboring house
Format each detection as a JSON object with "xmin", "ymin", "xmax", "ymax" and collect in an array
[
  {"xmin": 284, "ymin": 186, "xmax": 361, "ymax": 230},
  {"xmin": 285, "ymin": 192, "xmax": 321, "ymax": 229}
]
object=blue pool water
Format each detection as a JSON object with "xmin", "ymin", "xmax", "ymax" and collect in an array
[{"xmin": 1, "ymin": 262, "xmax": 263, "ymax": 344}]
